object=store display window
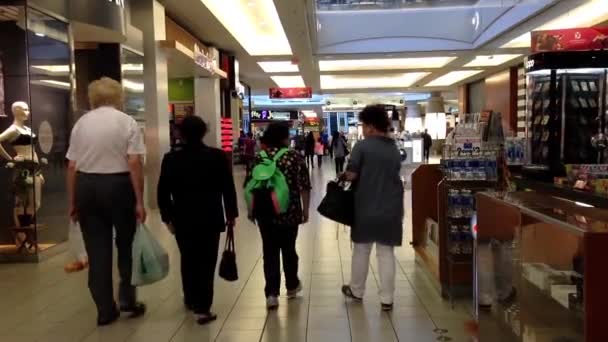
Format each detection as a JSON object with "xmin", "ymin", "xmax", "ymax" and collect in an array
[{"xmin": 0, "ymin": 5, "xmax": 73, "ymax": 261}]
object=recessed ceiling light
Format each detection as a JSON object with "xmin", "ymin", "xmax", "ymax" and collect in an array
[
  {"xmin": 318, "ymin": 57, "xmax": 456, "ymax": 72},
  {"xmin": 320, "ymin": 73, "xmax": 429, "ymax": 90},
  {"xmin": 271, "ymin": 75, "xmax": 305, "ymax": 88},
  {"xmin": 502, "ymin": 0, "xmax": 608, "ymax": 48},
  {"xmin": 35, "ymin": 32, "xmax": 45, "ymax": 37},
  {"xmin": 200, "ymin": 0, "xmax": 292, "ymax": 56},
  {"xmin": 123, "ymin": 79, "xmax": 144, "ymax": 92},
  {"xmin": 464, "ymin": 54, "xmax": 522, "ymax": 67},
  {"xmin": 425, "ymin": 70, "xmax": 483, "ymax": 87},
  {"xmin": 258, "ymin": 61, "xmax": 299, "ymax": 73}
]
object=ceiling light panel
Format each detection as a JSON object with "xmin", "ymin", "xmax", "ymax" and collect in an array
[
  {"xmin": 201, "ymin": 0, "xmax": 292, "ymax": 56},
  {"xmin": 320, "ymin": 73, "xmax": 429, "ymax": 90},
  {"xmin": 318, "ymin": 57, "xmax": 456, "ymax": 72},
  {"xmin": 464, "ymin": 54, "xmax": 522, "ymax": 67},
  {"xmin": 258, "ymin": 61, "xmax": 299, "ymax": 73},
  {"xmin": 425, "ymin": 70, "xmax": 483, "ymax": 87},
  {"xmin": 271, "ymin": 75, "xmax": 305, "ymax": 88},
  {"xmin": 502, "ymin": 0, "xmax": 608, "ymax": 48}
]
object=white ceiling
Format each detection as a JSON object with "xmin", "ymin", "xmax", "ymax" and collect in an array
[{"xmin": 160, "ymin": 0, "xmax": 608, "ymax": 97}]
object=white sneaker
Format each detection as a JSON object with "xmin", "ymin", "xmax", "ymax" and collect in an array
[
  {"xmin": 287, "ymin": 283, "xmax": 303, "ymax": 299},
  {"xmin": 266, "ymin": 296, "xmax": 279, "ymax": 310}
]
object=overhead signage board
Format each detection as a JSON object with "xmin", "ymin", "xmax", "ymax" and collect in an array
[
  {"xmin": 531, "ymin": 27, "xmax": 608, "ymax": 53},
  {"xmin": 269, "ymin": 87, "xmax": 312, "ymax": 99}
]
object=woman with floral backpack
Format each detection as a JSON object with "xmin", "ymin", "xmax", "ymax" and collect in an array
[{"xmin": 245, "ymin": 122, "xmax": 311, "ymax": 310}]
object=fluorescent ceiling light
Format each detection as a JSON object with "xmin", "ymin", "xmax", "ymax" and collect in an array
[
  {"xmin": 425, "ymin": 70, "xmax": 483, "ymax": 87},
  {"xmin": 465, "ymin": 54, "xmax": 522, "ymax": 67},
  {"xmin": 123, "ymin": 79, "xmax": 144, "ymax": 92},
  {"xmin": 271, "ymin": 75, "xmax": 305, "ymax": 88},
  {"xmin": 502, "ymin": 0, "xmax": 608, "ymax": 48},
  {"xmin": 34, "ymin": 80, "xmax": 71, "ymax": 89},
  {"xmin": 258, "ymin": 61, "xmax": 299, "ymax": 73},
  {"xmin": 320, "ymin": 73, "xmax": 429, "ymax": 89},
  {"xmin": 32, "ymin": 64, "xmax": 143, "ymax": 74},
  {"xmin": 201, "ymin": 0, "xmax": 292, "ymax": 56},
  {"xmin": 318, "ymin": 57, "xmax": 456, "ymax": 72}
]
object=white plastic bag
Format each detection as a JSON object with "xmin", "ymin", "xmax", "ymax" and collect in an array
[
  {"xmin": 131, "ymin": 224, "xmax": 169, "ymax": 286},
  {"xmin": 64, "ymin": 221, "xmax": 88, "ymax": 273}
]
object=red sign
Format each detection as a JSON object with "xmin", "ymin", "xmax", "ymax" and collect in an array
[
  {"xmin": 221, "ymin": 118, "xmax": 233, "ymax": 152},
  {"xmin": 269, "ymin": 87, "xmax": 312, "ymax": 99},
  {"xmin": 531, "ymin": 27, "xmax": 608, "ymax": 53}
]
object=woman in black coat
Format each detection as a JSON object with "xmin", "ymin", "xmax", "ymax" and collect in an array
[{"xmin": 157, "ymin": 116, "xmax": 238, "ymax": 325}]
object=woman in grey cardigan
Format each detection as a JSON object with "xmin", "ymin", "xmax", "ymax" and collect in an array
[{"xmin": 340, "ymin": 105, "xmax": 404, "ymax": 311}]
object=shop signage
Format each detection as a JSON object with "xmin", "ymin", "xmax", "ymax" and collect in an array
[
  {"xmin": 531, "ymin": 27, "xmax": 608, "ymax": 53},
  {"xmin": 251, "ymin": 110, "xmax": 294, "ymax": 121},
  {"xmin": 221, "ymin": 118, "xmax": 233, "ymax": 152},
  {"xmin": 194, "ymin": 44, "xmax": 215, "ymax": 74},
  {"xmin": 269, "ymin": 87, "xmax": 312, "ymax": 99}
]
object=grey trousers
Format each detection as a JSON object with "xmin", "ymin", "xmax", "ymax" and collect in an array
[{"xmin": 76, "ymin": 172, "xmax": 137, "ymax": 318}]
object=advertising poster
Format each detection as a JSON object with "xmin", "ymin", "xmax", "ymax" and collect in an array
[
  {"xmin": 531, "ymin": 27, "xmax": 608, "ymax": 53},
  {"xmin": 269, "ymin": 87, "xmax": 312, "ymax": 99}
]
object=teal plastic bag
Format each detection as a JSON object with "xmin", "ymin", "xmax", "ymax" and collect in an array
[{"xmin": 131, "ymin": 224, "xmax": 169, "ymax": 286}]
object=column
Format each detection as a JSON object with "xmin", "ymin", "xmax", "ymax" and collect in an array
[
  {"xmin": 194, "ymin": 47, "xmax": 222, "ymax": 148},
  {"xmin": 131, "ymin": 0, "xmax": 170, "ymax": 209}
]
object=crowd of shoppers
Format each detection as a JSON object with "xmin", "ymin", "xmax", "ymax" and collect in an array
[{"xmin": 67, "ymin": 78, "xmax": 403, "ymax": 326}]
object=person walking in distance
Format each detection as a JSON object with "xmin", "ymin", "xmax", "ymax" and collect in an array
[
  {"xmin": 422, "ymin": 129, "xmax": 433, "ymax": 163},
  {"xmin": 248, "ymin": 123, "xmax": 311, "ymax": 310},
  {"xmin": 315, "ymin": 137, "xmax": 325, "ymax": 169},
  {"xmin": 157, "ymin": 116, "xmax": 238, "ymax": 325},
  {"xmin": 340, "ymin": 105, "xmax": 404, "ymax": 312},
  {"xmin": 304, "ymin": 131, "xmax": 316, "ymax": 168},
  {"xmin": 331, "ymin": 131, "xmax": 348, "ymax": 174},
  {"xmin": 66, "ymin": 77, "xmax": 147, "ymax": 326}
]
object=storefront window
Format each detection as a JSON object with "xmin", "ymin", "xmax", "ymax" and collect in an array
[{"xmin": 0, "ymin": 6, "xmax": 72, "ymax": 260}]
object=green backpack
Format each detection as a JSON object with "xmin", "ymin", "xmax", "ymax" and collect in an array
[{"xmin": 244, "ymin": 148, "xmax": 290, "ymax": 218}]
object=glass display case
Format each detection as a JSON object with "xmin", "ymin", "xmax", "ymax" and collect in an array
[
  {"xmin": 0, "ymin": 5, "xmax": 73, "ymax": 261},
  {"xmin": 476, "ymin": 191, "xmax": 608, "ymax": 341},
  {"xmin": 525, "ymin": 51, "xmax": 608, "ymax": 176}
]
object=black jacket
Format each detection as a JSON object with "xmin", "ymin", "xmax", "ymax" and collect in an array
[{"xmin": 157, "ymin": 144, "xmax": 238, "ymax": 231}]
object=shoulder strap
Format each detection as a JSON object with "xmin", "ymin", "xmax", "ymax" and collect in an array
[{"xmin": 273, "ymin": 148, "xmax": 289, "ymax": 162}]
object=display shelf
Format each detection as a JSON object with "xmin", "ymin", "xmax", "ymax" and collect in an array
[{"xmin": 476, "ymin": 191, "xmax": 608, "ymax": 341}]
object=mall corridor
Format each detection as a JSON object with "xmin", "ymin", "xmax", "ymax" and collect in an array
[{"xmin": 0, "ymin": 167, "xmax": 470, "ymax": 342}]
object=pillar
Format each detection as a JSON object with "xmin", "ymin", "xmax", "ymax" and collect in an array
[
  {"xmin": 194, "ymin": 47, "xmax": 222, "ymax": 148},
  {"xmin": 131, "ymin": 0, "xmax": 170, "ymax": 209}
]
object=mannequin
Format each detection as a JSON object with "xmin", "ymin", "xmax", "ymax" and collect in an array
[{"xmin": 0, "ymin": 102, "xmax": 45, "ymax": 250}]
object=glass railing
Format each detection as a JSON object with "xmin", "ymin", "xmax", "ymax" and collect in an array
[{"xmin": 317, "ymin": 0, "xmax": 489, "ymax": 11}]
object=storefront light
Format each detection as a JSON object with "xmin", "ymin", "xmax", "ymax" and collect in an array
[
  {"xmin": 123, "ymin": 80, "xmax": 144, "ymax": 92},
  {"xmin": 34, "ymin": 80, "xmax": 70, "ymax": 89}
]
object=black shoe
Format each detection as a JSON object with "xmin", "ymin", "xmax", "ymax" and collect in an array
[
  {"xmin": 341, "ymin": 285, "xmax": 363, "ymax": 302},
  {"xmin": 196, "ymin": 312, "xmax": 218, "ymax": 325},
  {"xmin": 97, "ymin": 309, "xmax": 120, "ymax": 327},
  {"xmin": 120, "ymin": 302, "xmax": 146, "ymax": 318},
  {"xmin": 381, "ymin": 303, "xmax": 394, "ymax": 312}
]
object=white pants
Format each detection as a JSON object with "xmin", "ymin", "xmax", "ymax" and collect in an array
[{"xmin": 349, "ymin": 242, "xmax": 396, "ymax": 304}]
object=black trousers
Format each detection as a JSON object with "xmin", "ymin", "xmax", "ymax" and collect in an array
[
  {"xmin": 76, "ymin": 173, "xmax": 137, "ymax": 319},
  {"xmin": 424, "ymin": 148, "xmax": 430, "ymax": 162},
  {"xmin": 175, "ymin": 227, "xmax": 221, "ymax": 314},
  {"xmin": 317, "ymin": 155, "xmax": 323, "ymax": 168},
  {"xmin": 335, "ymin": 157, "xmax": 345, "ymax": 174},
  {"xmin": 258, "ymin": 222, "xmax": 300, "ymax": 297},
  {"xmin": 305, "ymin": 153, "xmax": 315, "ymax": 168}
]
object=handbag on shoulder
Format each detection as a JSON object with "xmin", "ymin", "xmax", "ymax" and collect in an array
[
  {"xmin": 317, "ymin": 180, "xmax": 354, "ymax": 226},
  {"xmin": 219, "ymin": 223, "xmax": 238, "ymax": 282}
]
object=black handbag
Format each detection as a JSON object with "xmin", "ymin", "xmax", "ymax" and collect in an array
[
  {"xmin": 219, "ymin": 224, "xmax": 238, "ymax": 282},
  {"xmin": 317, "ymin": 180, "xmax": 354, "ymax": 226}
]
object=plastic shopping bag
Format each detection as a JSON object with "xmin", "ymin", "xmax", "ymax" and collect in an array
[
  {"xmin": 131, "ymin": 224, "xmax": 169, "ymax": 286},
  {"xmin": 64, "ymin": 221, "xmax": 88, "ymax": 273}
]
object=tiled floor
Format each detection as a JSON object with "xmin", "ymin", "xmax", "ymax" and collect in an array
[{"xmin": 0, "ymin": 163, "xmax": 472, "ymax": 342}]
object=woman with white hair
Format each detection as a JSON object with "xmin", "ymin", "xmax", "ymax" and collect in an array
[{"xmin": 66, "ymin": 77, "xmax": 147, "ymax": 326}]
